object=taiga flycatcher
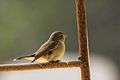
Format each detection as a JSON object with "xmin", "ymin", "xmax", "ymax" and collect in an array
[{"xmin": 13, "ymin": 31, "xmax": 66, "ymax": 63}]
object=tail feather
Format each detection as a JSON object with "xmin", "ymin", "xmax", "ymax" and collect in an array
[{"xmin": 13, "ymin": 54, "xmax": 35, "ymax": 61}]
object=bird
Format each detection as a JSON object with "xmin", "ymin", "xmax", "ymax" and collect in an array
[{"xmin": 13, "ymin": 31, "xmax": 66, "ymax": 63}]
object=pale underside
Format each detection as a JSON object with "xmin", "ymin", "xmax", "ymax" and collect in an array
[{"xmin": 24, "ymin": 57, "xmax": 48, "ymax": 63}]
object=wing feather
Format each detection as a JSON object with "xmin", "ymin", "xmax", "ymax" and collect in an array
[{"xmin": 33, "ymin": 41, "xmax": 59, "ymax": 60}]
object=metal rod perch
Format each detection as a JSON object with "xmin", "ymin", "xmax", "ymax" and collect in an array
[{"xmin": 0, "ymin": 61, "xmax": 82, "ymax": 72}]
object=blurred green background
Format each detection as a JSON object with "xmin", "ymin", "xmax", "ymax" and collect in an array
[
  {"xmin": 0, "ymin": 0, "xmax": 78, "ymax": 63},
  {"xmin": 0, "ymin": 0, "xmax": 120, "ymax": 80}
]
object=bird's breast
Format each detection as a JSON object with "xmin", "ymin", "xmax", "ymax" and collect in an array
[{"xmin": 49, "ymin": 42, "xmax": 65, "ymax": 61}]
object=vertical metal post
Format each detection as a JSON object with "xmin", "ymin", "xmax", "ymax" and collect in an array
[{"xmin": 75, "ymin": 0, "xmax": 91, "ymax": 80}]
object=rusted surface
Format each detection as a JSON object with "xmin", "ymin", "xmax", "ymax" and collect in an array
[
  {"xmin": 0, "ymin": 61, "xmax": 82, "ymax": 72},
  {"xmin": 75, "ymin": 0, "xmax": 91, "ymax": 80}
]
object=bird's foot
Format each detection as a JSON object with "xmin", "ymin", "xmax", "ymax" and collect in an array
[{"xmin": 49, "ymin": 60, "xmax": 60, "ymax": 63}]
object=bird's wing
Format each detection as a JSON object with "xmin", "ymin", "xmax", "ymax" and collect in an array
[
  {"xmin": 35, "ymin": 41, "xmax": 59, "ymax": 56},
  {"xmin": 31, "ymin": 41, "xmax": 59, "ymax": 62}
]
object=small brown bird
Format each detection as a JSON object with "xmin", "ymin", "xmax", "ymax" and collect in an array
[{"xmin": 13, "ymin": 31, "xmax": 66, "ymax": 63}]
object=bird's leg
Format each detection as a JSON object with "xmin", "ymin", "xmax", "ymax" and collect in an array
[
  {"xmin": 49, "ymin": 60, "xmax": 60, "ymax": 63},
  {"xmin": 55, "ymin": 60, "xmax": 60, "ymax": 63}
]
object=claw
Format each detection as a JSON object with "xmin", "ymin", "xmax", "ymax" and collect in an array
[{"xmin": 49, "ymin": 60, "xmax": 60, "ymax": 63}]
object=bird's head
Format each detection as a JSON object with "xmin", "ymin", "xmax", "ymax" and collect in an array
[{"xmin": 49, "ymin": 31, "xmax": 66, "ymax": 42}]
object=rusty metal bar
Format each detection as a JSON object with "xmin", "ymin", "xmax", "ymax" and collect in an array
[
  {"xmin": 0, "ymin": 61, "xmax": 82, "ymax": 72},
  {"xmin": 75, "ymin": 0, "xmax": 91, "ymax": 80}
]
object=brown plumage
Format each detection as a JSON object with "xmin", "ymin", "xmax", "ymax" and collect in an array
[{"xmin": 13, "ymin": 31, "xmax": 66, "ymax": 63}]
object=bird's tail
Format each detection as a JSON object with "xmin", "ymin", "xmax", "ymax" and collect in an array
[{"xmin": 13, "ymin": 54, "xmax": 35, "ymax": 61}]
